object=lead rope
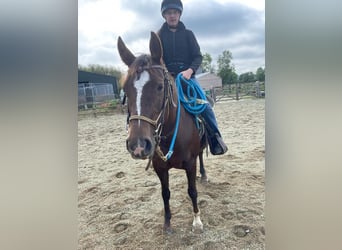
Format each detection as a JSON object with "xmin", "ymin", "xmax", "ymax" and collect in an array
[
  {"xmin": 155, "ymin": 69, "xmax": 181, "ymax": 162},
  {"xmin": 154, "ymin": 94, "xmax": 180, "ymax": 162},
  {"xmin": 145, "ymin": 69, "xmax": 180, "ymax": 170},
  {"xmin": 145, "ymin": 68, "xmax": 170, "ymax": 171}
]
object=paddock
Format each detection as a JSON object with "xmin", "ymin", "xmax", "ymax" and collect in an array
[{"xmin": 78, "ymin": 98, "xmax": 265, "ymax": 249}]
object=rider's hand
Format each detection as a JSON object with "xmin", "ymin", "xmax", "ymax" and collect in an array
[{"xmin": 181, "ymin": 68, "xmax": 193, "ymax": 80}]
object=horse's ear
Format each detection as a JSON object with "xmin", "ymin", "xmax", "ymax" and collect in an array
[
  {"xmin": 149, "ymin": 31, "xmax": 163, "ymax": 64},
  {"xmin": 117, "ymin": 36, "xmax": 136, "ymax": 67}
]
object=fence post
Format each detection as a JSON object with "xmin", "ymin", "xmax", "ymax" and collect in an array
[
  {"xmin": 255, "ymin": 81, "xmax": 260, "ymax": 98},
  {"xmin": 235, "ymin": 82, "xmax": 239, "ymax": 100},
  {"xmin": 210, "ymin": 87, "xmax": 216, "ymax": 103}
]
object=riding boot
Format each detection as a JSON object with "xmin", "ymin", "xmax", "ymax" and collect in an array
[
  {"xmin": 207, "ymin": 132, "xmax": 228, "ymax": 155},
  {"xmin": 201, "ymin": 104, "xmax": 228, "ymax": 155}
]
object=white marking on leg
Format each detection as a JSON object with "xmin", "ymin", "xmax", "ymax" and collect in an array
[
  {"xmin": 192, "ymin": 210, "xmax": 203, "ymax": 232},
  {"xmin": 134, "ymin": 71, "xmax": 150, "ymax": 127}
]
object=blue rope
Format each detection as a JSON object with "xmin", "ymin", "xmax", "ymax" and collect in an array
[
  {"xmin": 164, "ymin": 74, "xmax": 207, "ymax": 160},
  {"xmin": 175, "ymin": 74, "xmax": 207, "ymax": 115},
  {"xmin": 164, "ymin": 92, "xmax": 180, "ymax": 160}
]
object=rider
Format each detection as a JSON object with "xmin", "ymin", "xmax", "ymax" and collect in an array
[{"xmin": 157, "ymin": 0, "xmax": 228, "ymax": 155}]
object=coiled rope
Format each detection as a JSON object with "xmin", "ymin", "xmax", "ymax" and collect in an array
[
  {"xmin": 175, "ymin": 74, "xmax": 208, "ymax": 115},
  {"xmin": 176, "ymin": 73, "xmax": 208, "ymax": 116},
  {"xmin": 162, "ymin": 74, "xmax": 208, "ymax": 161}
]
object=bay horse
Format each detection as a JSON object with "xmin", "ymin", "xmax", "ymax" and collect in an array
[{"xmin": 117, "ymin": 31, "xmax": 207, "ymax": 233}]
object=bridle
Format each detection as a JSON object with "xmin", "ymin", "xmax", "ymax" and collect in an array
[
  {"xmin": 127, "ymin": 63, "xmax": 178, "ymax": 169},
  {"xmin": 128, "ymin": 64, "xmax": 175, "ymax": 137}
]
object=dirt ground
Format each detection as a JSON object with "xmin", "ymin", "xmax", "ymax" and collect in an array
[{"xmin": 78, "ymin": 98, "xmax": 265, "ymax": 249}]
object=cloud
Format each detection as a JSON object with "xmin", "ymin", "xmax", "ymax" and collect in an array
[{"xmin": 78, "ymin": 0, "xmax": 265, "ymax": 74}]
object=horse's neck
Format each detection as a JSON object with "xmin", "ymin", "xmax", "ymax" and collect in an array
[{"xmin": 162, "ymin": 85, "xmax": 179, "ymax": 134}]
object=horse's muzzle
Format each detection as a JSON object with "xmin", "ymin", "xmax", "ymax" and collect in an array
[{"xmin": 126, "ymin": 137, "xmax": 154, "ymax": 159}]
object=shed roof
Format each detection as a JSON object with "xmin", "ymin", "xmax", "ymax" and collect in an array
[
  {"xmin": 196, "ymin": 72, "xmax": 222, "ymax": 90},
  {"xmin": 78, "ymin": 70, "xmax": 117, "ymax": 84}
]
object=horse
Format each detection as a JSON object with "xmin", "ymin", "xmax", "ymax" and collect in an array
[{"xmin": 117, "ymin": 31, "xmax": 208, "ymax": 233}]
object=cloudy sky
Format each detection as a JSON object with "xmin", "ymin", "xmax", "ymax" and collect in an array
[{"xmin": 78, "ymin": 0, "xmax": 264, "ymax": 75}]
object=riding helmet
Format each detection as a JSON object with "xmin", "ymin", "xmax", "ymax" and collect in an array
[{"xmin": 161, "ymin": 0, "xmax": 183, "ymax": 15}]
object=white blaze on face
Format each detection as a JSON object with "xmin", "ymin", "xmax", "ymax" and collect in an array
[{"xmin": 134, "ymin": 71, "xmax": 150, "ymax": 123}]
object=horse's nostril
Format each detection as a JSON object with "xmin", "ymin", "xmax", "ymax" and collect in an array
[
  {"xmin": 127, "ymin": 139, "xmax": 137, "ymax": 154},
  {"xmin": 126, "ymin": 137, "xmax": 154, "ymax": 158},
  {"xmin": 144, "ymin": 138, "xmax": 152, "ymax": 154},
  {"xmin": 126, "ymin": 139, "xmax": 131, "ymax": 151}
]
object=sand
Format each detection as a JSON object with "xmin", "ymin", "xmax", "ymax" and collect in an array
[{"xmin": 78, "ymin": 98, "xmax": 265, "ymax": 249}]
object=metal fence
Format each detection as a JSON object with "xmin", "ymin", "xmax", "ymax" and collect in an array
[{"xmin": 78, "ymin": 83, "xmax": 116, "ymax": 109}]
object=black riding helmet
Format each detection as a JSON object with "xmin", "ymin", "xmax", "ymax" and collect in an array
[{"xmin": 161, "ymin": 0, "xmax": 183, "ymax": 16}]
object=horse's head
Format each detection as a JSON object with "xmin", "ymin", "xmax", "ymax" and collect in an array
[{"xmin": 118, "ymin": 32, "xmax": 171, "ymax": 160}]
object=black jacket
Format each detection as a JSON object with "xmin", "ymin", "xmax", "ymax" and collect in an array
[{"xmin": 158, "ymin": 21, "xmax": 203, "ymax": 77}]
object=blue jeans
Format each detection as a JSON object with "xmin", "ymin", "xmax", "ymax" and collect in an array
[
  {"xmin": 200, "ymin": 103, "xmax": 221, "ymax": 137},
  {"xmin": 187, "ymin": 77, "xmax": 222, "ymax": 138}
]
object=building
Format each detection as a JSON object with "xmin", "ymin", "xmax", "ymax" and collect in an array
[
  {"xmin": 78, "ymin": 70, "xmax": 119, "ymax": 109},
  {"xmin": 196, "ymin": 72, "xmax": 222, "ymax": 91}
]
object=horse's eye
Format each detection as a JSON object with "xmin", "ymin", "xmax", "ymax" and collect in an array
[{"xmin": 157, "ymin": 84, "xmax": 163, "ymax": 91}]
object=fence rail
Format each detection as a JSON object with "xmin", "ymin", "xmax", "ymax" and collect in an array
[
  {"xmin": 209, "ymin": 81, "xmax": 265, "ymax": 102},
  {"xmin": 78, "ymin": 83, "xmax": 118, "ymax": 110}
]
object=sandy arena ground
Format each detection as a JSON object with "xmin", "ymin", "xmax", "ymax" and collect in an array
[{"xmin": 78, "ymin": 98, "xmax": 265, "ymax": 249}]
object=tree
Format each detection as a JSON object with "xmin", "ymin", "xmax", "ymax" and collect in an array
[
  {"xmin": 256, "ymin": 67, "xmax": 265, "ymax": 81},
  {"xmin": 239, "ymin": 72, "xmax": 256, "ymax": 83},
  {"xmin": 201, "ymin": 53, "xmax": 214, "ymax": 73},
  {"xmin": 78, "ymin": 64, "xmax": 122, "ymax": 80},
  {"xmin": 230, "ymin": 71, "xmax": 238, "ymax": 83},
  {"xmin": 217, "ymin": 50, "xmax": 236, "ymax": 84}
]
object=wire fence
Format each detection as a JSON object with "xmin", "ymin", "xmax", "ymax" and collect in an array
[{"xmin": 78, "ymin": 83, "xmax": 118, "ymax": 110}]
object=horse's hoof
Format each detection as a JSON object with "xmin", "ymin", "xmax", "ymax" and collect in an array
[
  {"xmin": 200, "ymin": 176, "xmax": 209, "ymax": 184},
  {"xmin": 192, "ymin": 211, "xmax": 203, "ymax": 233},
  {"xmin": 192, "ymin": 224, "xmax": 204, "ymax": 234},
  {"xmin": 163, "ymin": 226, "xmax": 173, "ymax": 235}
]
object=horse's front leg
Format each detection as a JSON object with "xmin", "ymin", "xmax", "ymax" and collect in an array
[
  {"xmin": 186, "ymin": 164, "xmax": 203, "ymax": 232},
  {"xmin": 154, "ymin": 167, "xmax": 172, "ymax": 233}
]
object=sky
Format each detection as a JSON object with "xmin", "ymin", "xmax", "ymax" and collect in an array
[{"xmin": 78, "ymin": 0, "xmax": 264, "ymax": 75}]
